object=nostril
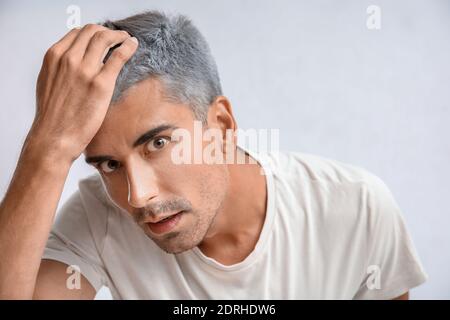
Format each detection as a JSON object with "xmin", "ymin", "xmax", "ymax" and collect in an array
[{"xmin": 125, "ymin": 163, "xmax": 159, "ymax": 207}]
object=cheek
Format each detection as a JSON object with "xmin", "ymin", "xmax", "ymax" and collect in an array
[
  {"xmin": 174, "ymin": 164, "xmax": 228, "ymax": 207},
  {"xmin": 159, "ymin": 164, "xmax": 201, "ymax": 199}
]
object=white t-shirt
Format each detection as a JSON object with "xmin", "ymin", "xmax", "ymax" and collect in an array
[{"xmin": 43, "ymin": 149, "xmax": 427, "ymax": 299}]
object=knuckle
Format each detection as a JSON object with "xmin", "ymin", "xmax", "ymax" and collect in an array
[
  {"xmin": 78, "ymin": 67, "xmax": 93, "ymax": 82},
  {"xmin": 92, "ymin": 30, "xmax": 109, "ymax": 44},
  {"xmin": 83, "ymin": 23, "xmax": 99, "ymax": 32},
  {"xmin": 67, "ymin": 27, "xmax": 81, "ymax": 36},
  {"xmin": 61, "ymin": 53, "xmax": 78, "ymax": 70},
  {"xmin": 82, "ymin": 23, "xmax": 107, "ymax": 35},
  {"xmin": 45, "ymin": 45, "xmax": 62, "ymax": 62},
  {"xmin": 113, "ymin": 49, "xmax": 129, "ymax": 62},
  {"xmin": 90, "ymin": 76, "xmax": 107, "ymax": 92}
]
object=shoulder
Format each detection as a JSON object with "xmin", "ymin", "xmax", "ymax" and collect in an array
[
  {"xmin": 268, "ymin": 151, "xmax": 377, "ymax": 185},
  {"xmin": 267, "ymin": 151, "xmax": 392, "ymax": 194},
  {"xmin": 267, "ymin": 151, "xmax": 399, "ymax": 228}
]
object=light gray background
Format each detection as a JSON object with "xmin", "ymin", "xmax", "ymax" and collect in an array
[{"xmin": 0, "ymin": 0, "xmax": 448, "ymax": 299}]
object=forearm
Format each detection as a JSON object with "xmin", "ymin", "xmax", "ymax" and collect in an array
[
  {"xmin": 0, "ymin": 23, "xmax": 137, "ymax": 299},
  {"xmin": 0, "ymin": 136, "xmax": 71, "ymax": 299}
]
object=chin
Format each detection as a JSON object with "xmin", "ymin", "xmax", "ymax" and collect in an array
[
  {"xmin": 149, "ymin": 230, "xmax": 202, "ymax": 255},
  {"xmin": 155, "ymin": 238, "xmax": 199, "ymax": 254}
]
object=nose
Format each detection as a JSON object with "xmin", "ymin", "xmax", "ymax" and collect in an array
[{"xmin": 126, "ymin": 157, "xmax": 159, "ymax": 208}]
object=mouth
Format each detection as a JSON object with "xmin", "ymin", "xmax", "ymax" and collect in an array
[{"xmin": 145, "ymin": 211, "xmax": 184, "ymax": 235}]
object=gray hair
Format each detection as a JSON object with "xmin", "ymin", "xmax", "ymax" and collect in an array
[{"xmin": 102, "ymin": 11, "xmax": 222, "ymax": 121}]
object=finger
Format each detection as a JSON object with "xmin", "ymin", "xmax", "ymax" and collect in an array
[
  {"xmin": 98, "ymin": 36, "xmax": 138, "ymax": 81},
  {"xmin": 83, "ymin": 29, "xmax": 131, "ymax": 72},
  {"xmin": 39, "ymin": 27, "xmax": 81, "ymax": 102},
  {"xmin": 44, "ymin": 27, "xmax": 81, "ymax": 68},
  {"xmin": 53, "ymin": 27, "xmax": 81, "ymax": 51},
  {"xmin": 65, "ymin": 24, "xmax": 108, "ymax": 61}
]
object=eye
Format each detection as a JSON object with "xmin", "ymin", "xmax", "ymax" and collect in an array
[
  {"xmin": 98, "ymin": 160, "xmax": 120, "ymax": 173},
  {"xmin": 146, "ymin": 136, "xmax": 170, "ymax": 153}
]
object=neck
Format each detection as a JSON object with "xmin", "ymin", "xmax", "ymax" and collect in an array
[{"xmin": 197, "ymin": 148, "xmax": 268, "ymax": 265}]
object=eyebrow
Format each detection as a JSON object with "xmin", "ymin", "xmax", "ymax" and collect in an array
[
  {"xmin": 84, "ymin": 123, "xmax": 178, "ymax": 165},
  {"xmin": 132, "ymin": 124, "xmax": 178, "ymax": 148}
]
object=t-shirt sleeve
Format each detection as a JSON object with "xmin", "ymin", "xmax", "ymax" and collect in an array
[
  {"xmin": 42, "ymin": 189, "xmax": 109, "ymax": 292},
  {"xmin": 353, "ymin": 174, "xmax": 428, "ymax": 300}
]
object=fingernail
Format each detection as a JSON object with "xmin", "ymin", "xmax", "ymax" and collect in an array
[{"xmin": 129, "ymin": 37, "xmax": 138, "ymax": 44}]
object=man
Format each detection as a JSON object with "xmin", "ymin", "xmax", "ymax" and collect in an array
[{"xmin": 0, "ymin": 11, "xmax": 426, "ymax": 299}]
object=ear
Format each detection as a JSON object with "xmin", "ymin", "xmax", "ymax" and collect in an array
[{"xmin": 206, "ymin": 96, "xmax": 238, "ymax": 152}]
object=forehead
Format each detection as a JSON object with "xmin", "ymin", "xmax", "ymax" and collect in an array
[{"xmin": 85, "ymin": 78, "xmax": 194, "ymax": 153}]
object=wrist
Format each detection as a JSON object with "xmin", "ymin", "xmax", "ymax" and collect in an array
[{"xmin": 20, "ymin": 132, "xmax": 75, "ymax": 172}]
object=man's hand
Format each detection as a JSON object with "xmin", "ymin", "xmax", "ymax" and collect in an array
[
  {"xmin": 0, "ymin": 24, "xmax": 137, "ymax": 299},
  {"xmin": 30, "ymin": 24, "xmax": 138, "ymax": 164}
]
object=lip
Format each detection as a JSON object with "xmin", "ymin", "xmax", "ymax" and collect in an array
[
  {"xmin": 145, "ymin": 211, "xmax": 184, "ymax": 235},
  {"xmin": 145, "ymin": 211, "xmax": 182, "ymax": 224}
]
